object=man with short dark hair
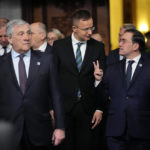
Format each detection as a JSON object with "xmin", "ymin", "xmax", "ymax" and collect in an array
[
  {"xmin": 52, "ymin": 9, "xmax": 106, "ymax": 150},
  {"xmin": 94, "ymin": 29, "xmax": 150, "ymax": 150}
]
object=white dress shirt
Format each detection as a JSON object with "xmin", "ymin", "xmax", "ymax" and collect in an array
[
  {"xmin": 11, "ymin": 49, "xmax": 31, "ymax": 85},
  {"xmin": 37, "ymin": 42, "xmax": 47, "ymax": 52},
  {"xmin": 125, "ymin": 54, "xmax": 141, "ymax": 79},
  {"xmin": 71, "ymin": 33, "xmax": 87, "ymax": 60}
]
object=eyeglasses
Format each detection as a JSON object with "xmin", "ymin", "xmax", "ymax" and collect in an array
[
  {"xmin": 47, "ymin": 37, "xmax": 58, "ymax": 41},
  {"xmin": 77, "ymin": 26, "xmax": 95, "ymax": 32}
]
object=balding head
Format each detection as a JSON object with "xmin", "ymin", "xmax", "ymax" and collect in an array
[{"xmin": 30, "ymin": 22, "xmax": 47, "ymax": 49}]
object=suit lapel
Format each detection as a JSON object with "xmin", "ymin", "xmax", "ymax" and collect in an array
[
  {"xmin": 25, "ymin": 51, "xmax": 41, "ymax": 92},
  {"xmin": 129, "ymin": 57, "xmax": 144, "ymax": 88},
  {"xmin": 8, "ymin": 53, "xmax": 22, "ymax": 93},
  {"xmin": 80, "ymin": 40, "xmax": 93, "ymax": 72},
  {"xmin": 65, "ymin": 38, "xmax": 79, "ymax": 74},
  {"xmin": 119, "ymin": 59, "xmax": 126, "ymax": 87}
]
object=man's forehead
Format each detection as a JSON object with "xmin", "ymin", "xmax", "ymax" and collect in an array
[
  {"xmin": 14, "ymin": 24, "xmax": 29, "ymax": 31},
  {"xmin": 122, "ymin": 32, "xmax": 132, "ymax": 38}
]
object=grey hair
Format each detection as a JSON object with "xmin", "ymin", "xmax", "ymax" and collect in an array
[
  {"xmin": 6, "ymin": 19, "xmax": 29, "ymax": 37},
  {"xmin": 121, "ymin": 23, "xmax": 136, "ymax": 30},
  {"xmin": 47, "ymin": 28, "xmax": 64, "ymax": 40}
]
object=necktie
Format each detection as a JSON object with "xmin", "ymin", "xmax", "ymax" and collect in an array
[
  {"xmin": 3, "ymin": 47, "xmax": 7, "ymax": 54},
  {"xmin": 18, "ymin": 54, "xmax": 27, "ymax": 93},
  {"xmin": 126, "ymin": 60, "xmax": 134, "ymax": 89},
  {"xmin": 76, "ymin": 42, "xmax": 83, "ymax": 72},
  {"xmin": 76, "ymin": 42, "xmax": 83, "ymax": 98}
]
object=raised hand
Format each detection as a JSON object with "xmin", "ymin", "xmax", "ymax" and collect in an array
[{"xmin": 93, "ymin": 60, "xmax": 103, "ymax": 81}]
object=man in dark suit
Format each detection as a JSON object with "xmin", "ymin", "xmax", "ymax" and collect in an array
[
  {"xmin": 107, "ymin": 24, "xmax": 136, "ymax": 66},
  {"xmin": 0, "ymin": 19, "xmax": 65, "ymax": 150},
  {"xmin": 30, "ymin": 22, "xmax": 52, "ymax": 54},
  {"xmin": 52, "ymin": 10, "xmax": 106, "ymax": 150},
  {"xmin": 94, "ymin": 29, "xmax": 150, "ymax": 150}
]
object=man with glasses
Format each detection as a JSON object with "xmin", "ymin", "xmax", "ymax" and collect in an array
[
  {"xmin": 94, "ymin": 29, "xmax": 150, "ymax": 150},
  {"xmin": 30, "ymin": 22, "xmax": 52, "ymax": 54},
  {"xmin": 52, "ymin": 9, "xmax": 106, "ymax": 150}
]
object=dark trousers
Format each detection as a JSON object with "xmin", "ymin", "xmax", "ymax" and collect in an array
[
  {"xmin": 61, "ymin": 102, "xmax": 102, "ymax": 150},
  {"xmin": 107, "ymin": 135, "xmax": 150, "ymax": 150},
  {"xmin": 17, "ymin": 125, "xmax": 52, "ymax": 150}
]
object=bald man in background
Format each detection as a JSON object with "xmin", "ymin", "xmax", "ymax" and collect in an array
[{"xmin": 30, "ymin": 22, "xmax": 52, "ymax": 54}]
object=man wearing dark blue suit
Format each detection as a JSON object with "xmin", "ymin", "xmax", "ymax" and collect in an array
[
  {"xmin": 0, "ymin": 19, "xmax": 65, "ymax": 150},
  {"xmin": 94, "ymin": 29, "xmax": 150, "ymax": 150}
]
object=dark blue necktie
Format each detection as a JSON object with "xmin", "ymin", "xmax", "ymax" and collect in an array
[
  {"xmin": 76, "ymin": 42, "xmax": 83, "ymax": 98},
  {"xmin": 126, "ymin": 60, "xmax": 134, "ymax": 89},
  {"xmin": 19, "ymin": 54, "xmax": 27, "ymax": 94}
]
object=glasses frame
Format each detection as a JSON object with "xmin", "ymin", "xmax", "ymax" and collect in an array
[{"xmin": 76, "ymin": 26, "xmax": 95, "ymax": 32}]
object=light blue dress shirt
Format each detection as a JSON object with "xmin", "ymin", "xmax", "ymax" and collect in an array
[{"xmin": 11, "ymin": 49, "xmax": 31, "ymax": 85}]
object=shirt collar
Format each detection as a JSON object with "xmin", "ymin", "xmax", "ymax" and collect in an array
[
  {"xmin": 11, "ymin": 48, "xmax": 31, "ymax": 59},
  {"xmin": 71, "ymin": 32, "xmax": 87, "ymax": 45},
  {"xmin": 38, "ymin": 42, "xmax": 47, "ymax": 52},
  {"xmin": 126, "ymin": 54, "xmax": 141, "ymax": 64}
]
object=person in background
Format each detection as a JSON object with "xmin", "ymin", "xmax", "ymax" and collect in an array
[
  {"xmin": 47, "ymin": 28, "xmax": 65, "ymax": 46},
  {"xmin": 52, "ymin": 9, "xmax": 106, "ymax": 150},
  {"xmin": 30, "ymin": 22, "xmax": 52, "ymax": 54},
  {"xmin": 0, "ymin": 18, "xmax": 9, "ymax": 25},
  {"xmin": 107, "ymin": 24, "xmax": 136, "ymax": 66},
  {"xmin": 0, "ymin": 18, "xmax": 12, "ymax": 56},
  {"xmin": 0, "ymin": 19, "xmax": 65, "ymax": 150}
]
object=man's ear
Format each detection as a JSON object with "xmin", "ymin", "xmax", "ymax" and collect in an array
[
  {"xmin": 41, "ymin": 32, "xmax": 46, "ymax": 40},
  {"xmin": 72, "ymin": 26, "xmax": 77, "ymax": 33},
  {"xmin": 133, "ymin": 43, "xmax": 139, "ymax": 51},
  {"xmin": 7, "ymin": 36, "xmax": 12, "ymax": 44}
]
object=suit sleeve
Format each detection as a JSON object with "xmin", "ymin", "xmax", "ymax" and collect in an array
[
  {"xmin": 98, "ymin": 42, "xmax": 106, "ymax": 71},
  {"xmin": 48, "ymin": 54, "xmax": 65, "ymax": 129}
]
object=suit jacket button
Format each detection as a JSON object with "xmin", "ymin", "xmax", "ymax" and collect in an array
[{"xmin": 126, "ymin": 96, "xmax": 129, "ymax": 99}]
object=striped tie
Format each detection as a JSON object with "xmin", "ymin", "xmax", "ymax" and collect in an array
[
  {"xmin": 76, "ymin": 42, "xmax": 83, "ymax": 98},
  {"xmin": 76, "ymin": 42, "xmax": 83, "ymax": 72}
]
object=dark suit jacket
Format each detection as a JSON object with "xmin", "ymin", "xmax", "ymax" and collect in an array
[
  {"xmin": 0, "ymin": 50, "xmax": 64, "ymax": 146},
  {"xmin": 45, "ymin": 43, "xmax": 52, "ymax": 54},
  {"xmin": 107, "ymin": 48, "xmax": 120, "ymax": 66},
  {"xmin": 98, "ymin": 52, "xmax": 150, "ymax": 139},
  {"xmin": 52, "ymin": 36, "xmax": 106, "ymax": 114}
]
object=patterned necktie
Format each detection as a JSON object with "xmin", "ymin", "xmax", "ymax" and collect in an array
[
  {"xmin": 76, "ymin": 42, "xmax": 83, "ymax": 72},
  {"xmin": 126, "ymin": 60, "xmax": 134, "ymax": 89},
  {"xmin": 76, "ymin": 42, "xmax": 83, "ymax": 98},
  {"xmin": 18, "ymin": 54, "xmax": 27, "ymax": 94}
]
